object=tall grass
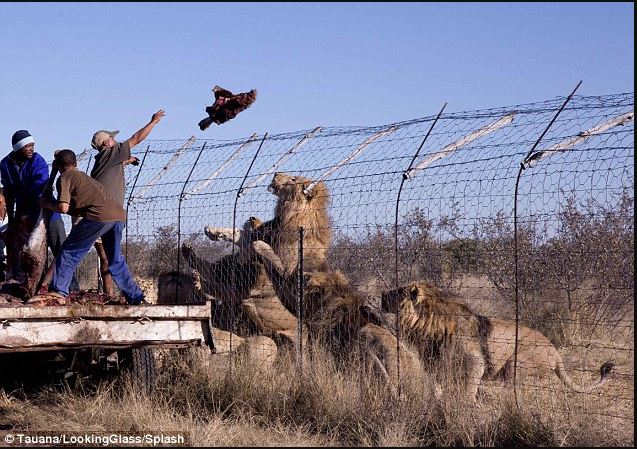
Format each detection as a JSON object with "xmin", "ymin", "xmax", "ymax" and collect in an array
[{"xmin": 1, "ymin": 342, "xmax": 632, "ymax": 447}]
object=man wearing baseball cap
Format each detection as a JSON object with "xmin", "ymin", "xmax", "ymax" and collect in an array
[
  {"xmin": 37, "ymin": 149, "xmax": 145, "ymax": 305},
  {"xmin": 90, "ymin": 110, "xmax": 165, "ymax": 204},
  {"xmin": 88, "ymin": 110, "xmax": 165, "ymax": 297},
  {"xmin": 0, "ymin": 130, "xmax": 78, "ymax": 289}
]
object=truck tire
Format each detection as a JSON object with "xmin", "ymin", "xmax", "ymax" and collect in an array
[{"xmin": 128, "ymin": 347, "xmax": 156, "ymax": 392}]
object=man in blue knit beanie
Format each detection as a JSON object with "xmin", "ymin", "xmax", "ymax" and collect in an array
[{"xmin": 0, "ymin": 130, "xmax": 79, "ymax": 290}]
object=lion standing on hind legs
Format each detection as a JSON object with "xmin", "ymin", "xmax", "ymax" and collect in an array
[
  {"xmin": 205, "ymin": 172, "xmax": 332, "ymax": 274},
  {"xmin": 199, "ymin": 171, "xmax": 334, "ymax": 346},
  {"xmin": 230, "ymin": 173, "xmax": 395, "ymax": 355},
  {"xmin": 381, "ymin": 281, "xmax": 615, "ymax": 401},
  {"xmin": 209, "ymin": 173, "xmax": 439, "ymax": 394},
  {"xmin": 226, "ymin": 172, "xmax": 365, "ymax": 345}
]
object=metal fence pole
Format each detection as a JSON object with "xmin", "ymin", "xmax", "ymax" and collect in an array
[
  {"xmin": 125, "ymin": 145, "xmax": 151, "ymax": 259},
  {"xmin": 393, "ymin": 103, "xmax": 446, "ymax": 398},
  {"xmin": 229, "ymin": 133, "xmax": 268, "ymax": 373},
  {"xmin": 176, "ymin": 142, "xmax": 208, "ymax": 302},
  {"xmin": 185, "ymin": 133, "xmax": 258, "ymax": 198},
  {"xmin": 512, "ymin": 81, "xmax": 582, "ymax": 407},
  {"xmin": 242, "ymin": 127, "xmax": 322, "ymax": 197},
  {"xmin": 84, "ymin": 154, "xmax": 92, "ymax": 174},
  {"xmin": 297, "ymin": 227, "xmax": 304, "ymax": 375}
]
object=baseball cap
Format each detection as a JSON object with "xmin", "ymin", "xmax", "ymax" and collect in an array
[{"xmin": 91, "ymin": 130, "xmax": 120, "ymax": 149}]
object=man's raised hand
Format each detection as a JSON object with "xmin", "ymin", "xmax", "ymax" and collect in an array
[{"xmin": 151, "ymin": 110, "xmax": 166, "ymax": 124}]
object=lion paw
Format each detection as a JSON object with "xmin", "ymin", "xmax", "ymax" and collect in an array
[{"xmin": 204, "ymin": 226, "xmax": 234, "ymax": 242}]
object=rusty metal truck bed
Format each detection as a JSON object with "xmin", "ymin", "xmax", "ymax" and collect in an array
[{"xmin": 0, "ymin": 303, "xmax": 215, "ymax": 353}]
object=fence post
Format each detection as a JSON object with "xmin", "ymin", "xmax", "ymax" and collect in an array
[
  {"xmin": 297, "ymin": 227, "xmax": 304, "ymax": 375},
  {"xmin": 229, "ymin": 133, "xmax": 268, "ymax": 373},
  {"xmin": 512, "ymin": 81, "xmax": 582, "ymax": 407},
  {"xmin": 393, "ymin": 103, "xmax": 446, "ymax": 398},
  {"xmin": 125, "ymin": 145, "xmax": 151, "ymax": 259},
  {"xmin": 84, "ymin": 154, "xmax": 92, "ymax": 174},
  {"xmin": 176, "ymin": 142, "xmax": 208, "ymax": 302}
]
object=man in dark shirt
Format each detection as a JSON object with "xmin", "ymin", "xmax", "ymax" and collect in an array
[
  {"xmin": 39, "ymin": 150, "xmax": 144, "ymax": 304},
  {"xmin": 90, "ymin": 110, "xmax": 165, "ymax": 204},
  {"xmin": 88, "ymin": 110, "xmax": 165, "ymax": 296},
  {"xmin": 0, "ymin": 130, "xmax": 78, "ymax": 289}
]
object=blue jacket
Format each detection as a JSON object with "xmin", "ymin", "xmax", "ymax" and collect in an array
[{"xmin": 0, "ymin": 152, "xmax": 61, "ymax": 223}]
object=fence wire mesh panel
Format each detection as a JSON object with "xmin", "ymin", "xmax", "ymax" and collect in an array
[{"xmin": 76, "ymin": 92, "xmax": 633, "ymax": 426}]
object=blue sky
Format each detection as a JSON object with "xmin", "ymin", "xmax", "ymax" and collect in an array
[{"xmin": 0, "ymin": 2, "xmax": 633, "ymax": 163}]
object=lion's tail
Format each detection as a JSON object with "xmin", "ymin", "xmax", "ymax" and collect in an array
[{"xmin": 554, "ymin": 360, "xmax": 615, "ymax": 393}]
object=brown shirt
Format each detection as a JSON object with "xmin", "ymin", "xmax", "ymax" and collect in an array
[
  {"xmin": 90, "ymin": 140, "xmax": 131, "ymax": 206},
  {"xmin": 56, "ymin": 169, "xmax": 126, "ymax": 222}
]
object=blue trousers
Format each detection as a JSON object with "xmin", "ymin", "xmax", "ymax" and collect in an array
[
  {"xmin": 47, "ymin": 216, "xmax": 80, "ymax": 291},
  {"xmin": 50, "ymin": 219, "xmax": 144, "ymax": 304}
]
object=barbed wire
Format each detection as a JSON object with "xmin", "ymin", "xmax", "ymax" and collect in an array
[{"xmin": 65, "ymin": 92, "xmax": 633, "ymax": 423}]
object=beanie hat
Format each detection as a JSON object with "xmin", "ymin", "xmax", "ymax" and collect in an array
[{"xmin": 12, "ymin": 130, "xmax": 35, "ymax": 152}]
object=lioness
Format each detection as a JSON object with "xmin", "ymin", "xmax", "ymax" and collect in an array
[
  {"xmin": 181, "ymin": 228, "xmax": 300, "ymax": 346},
  {"xmin": 157, "ymin": 257, "xmax": 298, "ymax": 347},
  {"xmin": 381, "ymin": 281, "xmax": 614, "ymax": 401}
]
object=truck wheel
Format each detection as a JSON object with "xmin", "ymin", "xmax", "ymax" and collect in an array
[{"xmin": 125, "ymin": 347, "xmax": 156, "ymax": 392}]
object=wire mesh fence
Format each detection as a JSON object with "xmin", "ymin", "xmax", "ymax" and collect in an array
[{"xmin": 71, "ymin": 92, "xmax": 633, "ymax": 423}]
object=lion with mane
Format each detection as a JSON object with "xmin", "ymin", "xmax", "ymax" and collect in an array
[
  {"xmin": 195, "ymin": 171, "xmax": 334, "ymax": 346},
  {"xmin": 176, "ymin": 171, "xmax": 333, "ymax": 346},
  {"xmin": 381, "ymin": 281, "xmax": 615, "ymax": 401},
  {"xmin": 206, "ymin": 172, "xmax": 331, "ymax": 274}
]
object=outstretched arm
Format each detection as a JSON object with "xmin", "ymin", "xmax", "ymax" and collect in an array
[{"xmin": 128, "ymin": 110, "xmax": 165, "ymax": 148}]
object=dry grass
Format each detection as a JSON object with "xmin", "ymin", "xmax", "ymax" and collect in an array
[
  {"xmin": 0, "ymin": 338, "xmax": 633, "ymax": 447},
  {"xmin": 1, "ymin": 273, "xmax": 632, "ymax": 446}
]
